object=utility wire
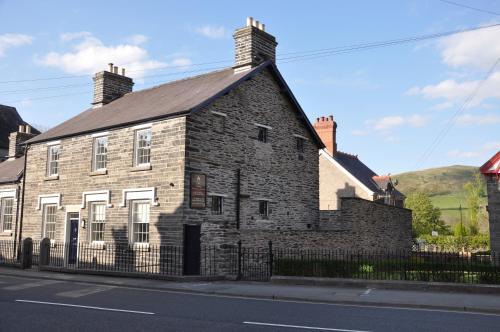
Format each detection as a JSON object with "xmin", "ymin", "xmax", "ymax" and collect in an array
[
  {"xmin": 437, "ymin": 0, "xmax": 500, "ymax": 16},
  {"xmin": 1, "ymin": 21, "xmax": 500, "ymax": 86},
  {"xmin": 414, "ymin": 57, "xmax": 500, "ymax": 169}
]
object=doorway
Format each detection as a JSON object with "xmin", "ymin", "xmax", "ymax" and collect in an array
[
  {"xmin": 183, "ymin": 224, "xmax": 201, "ymax": 275},
  {"xmin": 67, "ymin": 212, "xmax": 79, "ymax": 265}
]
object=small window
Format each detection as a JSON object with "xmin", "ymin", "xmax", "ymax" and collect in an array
[
  {"xmin": 296, "ymin": 137, "xmax": 304, "ymax": 153},
  {"xmin": 134, "ymin": 129, "xmax": 152, "ymax": 166},
  {"xmin": 211, "ymin": 196, "xmax": 224, "ymax": 215},
  {"xmin": 90, "ymin": 202, "xmax": 106, "ymax": 242},
  {"xmin": 43, "ymin": 204, "xmax": 57, "ymax": 240},
  {"xmin": 93, "ymin": 136, "xmax": 108, "ymax": 171},
  {"xmin": 0, "ymin": 198, "xmax": 14, "ymax": 231},
  {"xmin": 258, "ymin": 127, "xmax": 268, "ymax": 143},
  {"xmin": 131, "ymin": 200, "xmax": 150, "ymax": 243},
  {"xmin": 259, "ymin": 200, "xmax": 269, "ymax": 218},
  {"xmin": 47, "ymin": 145, "xmax": 60, "ymax": 176},
  {"xmin": 213, "ymin": 114, "xmax": 225, "ymax": 134}
]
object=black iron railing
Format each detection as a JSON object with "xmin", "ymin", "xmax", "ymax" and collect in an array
[{"xmin": 0, "ymin": 240, "xmax": 17, "ymax": 265}]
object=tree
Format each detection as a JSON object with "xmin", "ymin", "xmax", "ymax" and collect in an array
[
  {"xmin": 405, "ymin": 192, "xmax": 449, "ymax": 237},
  {"xmin": 463, "ymin": 174, "xmax": 484, "ymax": 235}
]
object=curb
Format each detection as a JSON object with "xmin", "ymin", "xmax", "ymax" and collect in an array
[
  {"xmin": 1, "ymin": 268, "xmax": 500, "ymax": 315},
  {"xmin": 271, "ymin": 276, "xmax": 500, "ymax": 295}
]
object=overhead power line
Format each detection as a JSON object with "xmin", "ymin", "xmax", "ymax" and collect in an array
[
  {"xmin": 437, "ymin": 0, "xmax": 500, "ymax": 16},
  {"xmin": 1, "ymin": 21, "xmax": 500, "ymax": 86},
  {"xmin": 414, "ymin": 56, "xmax": 500, "ymax": 169}
]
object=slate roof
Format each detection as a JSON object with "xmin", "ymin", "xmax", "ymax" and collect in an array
[
  {"xmin": 0, "ymin": 156, "xmax": 24, "ymax": 184},
  {"xmin": 0, "ymin": 105, "xmax": 40, "ymax": 150},
  {"xmin": 330, "ymin": 151, "xmax": 404, "ymax": 197},
  {"xmin": 27, "ymin": 61, "xmax": 324, "ymax": 148}
]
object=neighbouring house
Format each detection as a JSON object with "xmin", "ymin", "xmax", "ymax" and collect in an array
[
  {"xmin": 313, "ymin": 115, "xmax": 405, "ymax": 210},
  {"xmin": 0, "ymin": 105, "xmax": 40, "ymax": 161},
  {"xmin": 0, "ymin": 125, "xmax": 37, "ymax": 243},
  {"xmin": 20, "ymin": 18, "xmax": 324, "ymax": 269},
  {"xmin": 481, "ymin": 151, "xmax": 500, "ymax": 254}
]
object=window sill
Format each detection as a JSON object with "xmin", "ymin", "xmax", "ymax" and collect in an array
[
  {"xmin": 132, "ymin": 243, "xmax": 150, "ymax": 251},
  {"xmin": 0, "ymin": 231, "xmax": 13, "ymax": 237},
  {"xmin": 44, "ymin": 175, "xmax": 59, "ymax": 181},
  {"xmin": 89, "ymin": 241, "xmax": 106, "ymax": 250},
  {"xmin": 130, "ymin": 164, "xmax": 152, "ymax": 172},
  {"xmin": 90, "ymin": 169, "xmax": 107, "ymax": 176}
]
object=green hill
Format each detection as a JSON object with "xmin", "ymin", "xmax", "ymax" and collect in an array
[{"xmin": 393, "ymin": 165, "xmax": 488, "ymax": 229}]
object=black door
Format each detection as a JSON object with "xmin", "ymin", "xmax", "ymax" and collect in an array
[
  {"xmin": 68, "ymin": 213, "xmax": 79, "ymax": 264},
  {"xmin": 183, "ymin": 224, "xmax": 201, "ymax": 275}
]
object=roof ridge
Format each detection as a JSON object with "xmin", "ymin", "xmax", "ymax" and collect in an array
[{"xmin": 336, "ymin": 150, "xmax": 358, "ymax": 158}]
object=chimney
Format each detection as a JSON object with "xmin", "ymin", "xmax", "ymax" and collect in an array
[
  {"xmin": 92, "ymin": 63, "xmax": 134, "ymax": 108},
  {"xmin": 313, "ymin": 115, "xmax": 338, "ymax": 156},
  {"xmin": 233, "ymin": 17, "xmax": 278, "ymax": 72},
  {"xmin": 8, "ymin": 124, "xmax": 36, "ymax": 159}
]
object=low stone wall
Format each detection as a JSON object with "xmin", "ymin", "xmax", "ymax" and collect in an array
[{"xmin": 241, "ymin": 197, "xmax": 413, "ymax": 252}]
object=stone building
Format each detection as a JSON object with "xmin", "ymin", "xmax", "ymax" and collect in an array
[
  {"xmin": 313, "ymin": 115, "xmax": 405, "ymax": 210},
  {"xmin": 0, "ymin": 105, "xmax": 40, "ymax": 161},
  {"xmin": 0, "ymin": 125, "xmax": 37, "ymax": 245},
  {"xmin": 20, "ymin": 18, "xmax": 323, "ymax": 266},
  {"xmin": 481, "ymin": 151, "xmax": 500, "ymax": 254}
]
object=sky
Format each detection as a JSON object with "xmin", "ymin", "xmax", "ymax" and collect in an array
[{"xmin": 0, "ymin": 0, "xmax": 499, "ymax": 174}]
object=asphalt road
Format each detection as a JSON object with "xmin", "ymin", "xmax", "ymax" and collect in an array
[{"xmin": 0, "ymin": 274, "xmax": 499, "ymax": 332}]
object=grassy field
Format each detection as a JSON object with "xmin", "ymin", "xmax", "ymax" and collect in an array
[{"xmin": 394, "ymin": 165, "xmax": 488, "ymax": 231}]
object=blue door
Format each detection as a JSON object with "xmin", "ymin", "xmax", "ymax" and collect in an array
[{"xmin": 68, "ymin": 213, "xmax": 79, "ymax": 264}]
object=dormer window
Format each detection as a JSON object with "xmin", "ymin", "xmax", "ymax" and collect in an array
[
  {"xmin": 134, "ymin": 129, "xmax": 151, "ymax": 166},
  {"xmin": 47, "ymin": 145, "xmax": 60, "ymax": 176}
]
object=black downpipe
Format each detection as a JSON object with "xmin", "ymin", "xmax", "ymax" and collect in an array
[
  {"xmin": 17, "ymin": 144, "xmax": 30, "ymax": 259},
  {"xmin": 236, "ymin": 169, "xmax": 241, "ymax": 229},
  {"xmin": 12, "ymin": 183, "xmax": 21, "ymax": 259}
]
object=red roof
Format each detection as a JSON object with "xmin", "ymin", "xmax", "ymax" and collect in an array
[{"xmin": 480, "ymin": 151, "xmax": 500, "ymax": 175}]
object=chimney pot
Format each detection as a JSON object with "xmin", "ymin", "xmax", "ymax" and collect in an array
[
  {"xmin": 113, "ymin": 66, "xmax": 118, "ymax": 74},
  {"xmin": 247, "ymin": 17, "xmax": 253, "ymax": 27},
  {"xmin": 261, "ymin": 23, "xmax": 266, "ymax": 31},
  {"xmin": 316, "ymin": 117, "xmax": 320, "ymax": 122},
  {"xmin": 25, "ymin": 124, "xmax": 31, "ymax": 134},
  {"xmin": 321, "ymin": 116, "xmax": 325, "ymax": 121},
  {"xmin": 329, "ymin": 115, "xmax": 334, "ymax": 121},
  {"xmin": 253, "ymin": 20, "xmax": 259, "ymax": 28},
  {"xmin": 108, "ymin": 63, "xmax": 113, "ymax": 72},
  {"xmin": 18, "ymin": 125, "xmax": 24, "ymax": 133},
  {"xmin": 121, "ymin": 68, "xmax": 125, "ymax": 76}
]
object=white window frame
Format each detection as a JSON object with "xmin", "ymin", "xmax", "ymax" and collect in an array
[
  {"xmin": 42, "ymin": 203, "xmax": 57, "ymax": 240},
  {"xmin": 0, "ymin": 197, "xmax": 14, "ymax": 232},
  {"xmin": 89, "ymin": 202, "xmax": 106, "ymax": 243},
  {"xmin": 130, "ymin": 200, "xmax": 150, "ymax": 244},
  {"xmin": 134, "ymin": 128, "xmax": 152, "ymax": 166},
  {"xmin": 47, "ymin": 145, "xmax": 60, "ymax": 176},
  {"xmin": 92, "ymin": 136, "xmax": 108, "ymax": 171}
]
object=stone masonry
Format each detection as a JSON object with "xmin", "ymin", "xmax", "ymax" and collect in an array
[{"xmin": 486, "ymin": 175, "xmax": 500, "ymax": 254}]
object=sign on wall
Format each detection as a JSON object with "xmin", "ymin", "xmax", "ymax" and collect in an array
[{"xmin": 190, "ymin": 173, "xmax": 206, "ymax": 209}]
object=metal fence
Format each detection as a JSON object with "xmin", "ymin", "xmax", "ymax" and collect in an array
[{"xmin": 0, "ymin": 240, "xmax": 18, "ymax": 266}]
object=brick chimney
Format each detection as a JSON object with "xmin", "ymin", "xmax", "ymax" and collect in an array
[
  {"xmin": 313, "ymin": 115, "xmax": 337, "ymax": 156},
  {"xmin": 92, "ymin": 63, "xmax": 134, "ymax": 108},
  {"xmin": 233, "ymin": 17, "xmax": 278, "ymax": 72},
  {"xmin": 8, "ymin": 124, "xmax": 36, "ymax": 159}
]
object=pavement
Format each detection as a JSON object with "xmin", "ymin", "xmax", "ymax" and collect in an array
[
  {"xmin": 1, "ymin": 269, "xmax": 500, "ymax": 331},
  {"xmin": 1, "ymin": 267, "xmax": 500, "ymax": 315}
]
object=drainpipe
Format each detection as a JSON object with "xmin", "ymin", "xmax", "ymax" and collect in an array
[
  {"xmin": 12, "ymin": 183, "xmax": 21, "ymax": 259},
  {"xmin": 236, "ymin": 169, "xmax": 241, "ymax": 230},
  {"xmin": 17, "ymin": 144, "xmax": 30, "ymax": 259}
]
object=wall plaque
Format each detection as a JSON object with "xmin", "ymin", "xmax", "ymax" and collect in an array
[{"xmin": 190, "ymin": 173, "xmax": 206, "ymax": 209}]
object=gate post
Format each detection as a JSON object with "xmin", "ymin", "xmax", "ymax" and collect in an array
[
  {"xmin": 268, "ymin": 240, "xmax": 273, "ymax": 278},
  {"xmin": 237, "ymin": 240, "xmax": 242, "ymax": 280},
  {"xmin": 21, "ymin": 238, "xmax": 33, "ymax": 269},
  {"xmin": 39, "ymin": 238, "xmax": 51, "ymax": 267}
]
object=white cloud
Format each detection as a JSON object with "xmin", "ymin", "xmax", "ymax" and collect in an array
[
  {"xmin": 368, "ymin": 114, "xmax": 430, "ymax": 131},
  {"xmin": 36, "ymin": 32, "xmax": 187, "ymax": 79},
  {"xmin": 351, "ymin": 129, "xmax": 368, "ymax": 136},
  {"xmin": 126, "ymin": 34, "xmax": 149, "ymax": 45},
  {"xmin": 439, "ymin": 25, "xmax": 500, "ymax": 70},
  {"xmin": 0, "ymin": 33, "xmax": 33, "ymax": 57},
  {"xmin": 448, "ymin": 142, "xmax": 500, "ymax": 159},
  {"xmin": 456, "ymin": 113, "xmax": 500, "ymax": 125},
  {"xmin": 430, "ymin": 101, "xmax": 454, "ymax": 111},
  {"xmin": 195, "ymin": 25, "xmax": 226, "ymax": 39}
]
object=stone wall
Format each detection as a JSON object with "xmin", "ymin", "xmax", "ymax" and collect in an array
[
  {"xmin": 184, "ymin": 68, "xmax": 320, "ymax": 247},
  {"xmin": 486, "ymin": 175, "xmax": 500, "ymax": 254},
  {"xmin": 241, "ymin": 197, "xmax": 413, "ymax": 252}
]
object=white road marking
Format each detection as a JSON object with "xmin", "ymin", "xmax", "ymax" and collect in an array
[
  {"xmin": 360, "ymin": 288, "xmax": 373, "ymax": 296},
  {"xmin": 15, "ymin": 300, "xmax": 155, "ymax": 315},
  {"xmin": 3, "ymin": 280, "xmax": 62, "ymax": 291},
  {"xmin": 243, "ymin": 321, "xmax": 371, "ymax": 332},
  {"xmin": 56, "ymin": 285, "xmax": 115, "ymax": 298}
]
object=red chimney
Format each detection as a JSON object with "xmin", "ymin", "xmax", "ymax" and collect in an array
[{"xmin": 313, "ymin": 115, "xmax": 337, "ymax": 156}]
